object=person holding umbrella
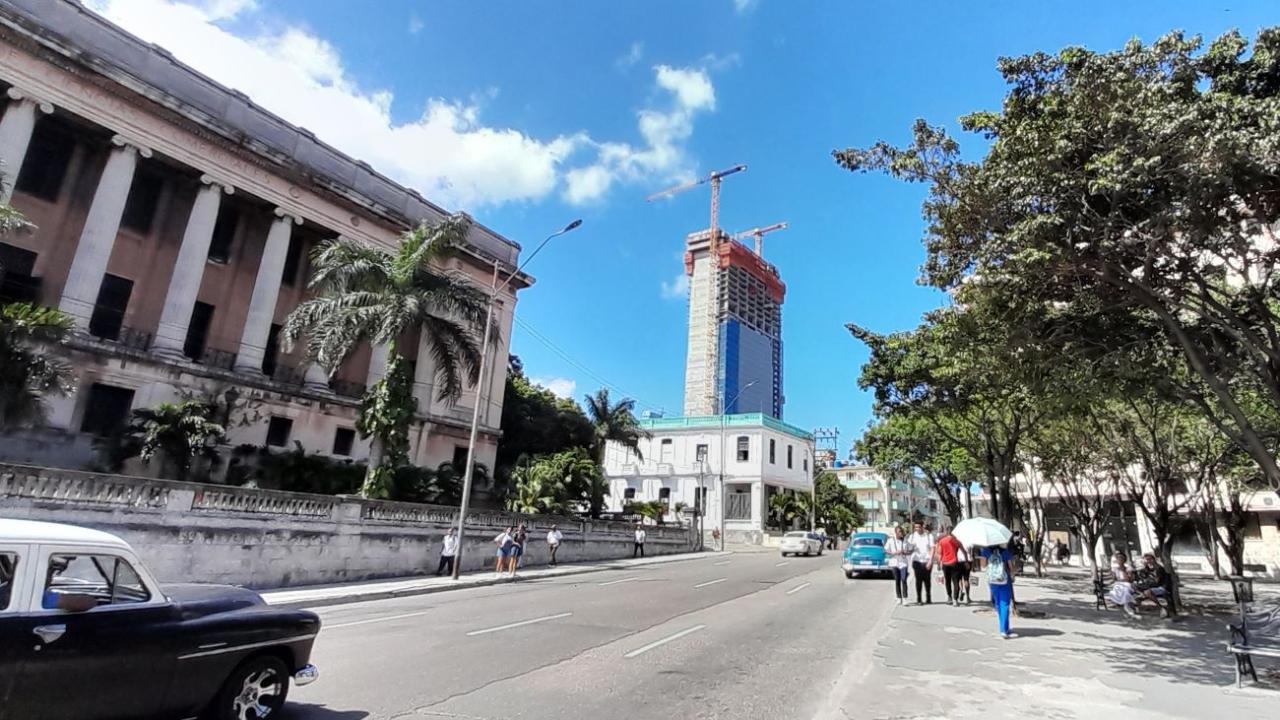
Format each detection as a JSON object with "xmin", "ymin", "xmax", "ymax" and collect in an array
[{"xmin": 952, "ymin": 517, "xmax": 1018, "ymax": 638}]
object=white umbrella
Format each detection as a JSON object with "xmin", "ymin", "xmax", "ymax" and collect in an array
[{"xmin": 951, "ymin": 517, "xmax": 1013, "ymax": 548}]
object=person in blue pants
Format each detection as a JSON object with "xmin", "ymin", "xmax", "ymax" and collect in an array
[{"xmin": 980, "ymin": 543, "xmax": 1017, "ymax": 639}]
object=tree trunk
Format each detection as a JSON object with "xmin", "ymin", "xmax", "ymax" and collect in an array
[{"xmin": 361, "ymin": 436, "xmax": 386, "ymax": 498}]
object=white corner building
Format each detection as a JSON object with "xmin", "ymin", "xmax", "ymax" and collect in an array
[{"xmin": 603, "ymin": 413, "xmax": 815, "ymax": 544}]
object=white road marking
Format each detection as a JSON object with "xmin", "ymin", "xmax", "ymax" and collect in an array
[
  {"xmin": 694, "ymin": 578, "xmax": 728, "ymax": 589},
  {"xmin": 466, "ymin": 612, "xmax": 573, "ymax": 636},
  {"xmin": 599, "ymin": 576, "xmax": 639, "ymax": 586},
  {"xmin": 775, "ymin": 561, "xmax": 790, "ymax": 567},
  {"xmin": 328, "ymin": 610, "xmax": 435, "ymax": 629},
  {"xmin": 624, "ymin": 624, "xmax": 707, "ymax": 658},
  {"xmin": 786, "ymin": 582, "xmax": 812, "ymax": 596},
  {"xmin": 713, "ymin": 560, "xmax": 731, "ymax": 566}
]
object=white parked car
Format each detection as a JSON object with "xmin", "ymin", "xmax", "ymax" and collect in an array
[{"xmin": 779, "ymin": 531, "xmax": 824, "ymax": 557}]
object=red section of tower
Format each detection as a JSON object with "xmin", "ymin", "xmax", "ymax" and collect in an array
[{"xmin": 717, "ymin": 241, "xmax": 786, "ymax": 303}]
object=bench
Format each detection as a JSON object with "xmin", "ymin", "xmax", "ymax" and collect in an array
[
  {"xmin": 1093, "ymin": 575, "xmax": 1171, "ymax": 617},
  {"xmin": 1228, "ymin": 602, "xmax": 1280, "ymax": 688}
]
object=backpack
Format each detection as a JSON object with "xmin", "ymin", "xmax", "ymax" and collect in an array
[{"xmin": 986, "ymin": 551, "xmax": 1009, "ymax": 585}]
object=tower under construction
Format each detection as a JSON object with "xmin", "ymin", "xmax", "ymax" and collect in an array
[{"xmin": 682, "ymin": 228, "xmax": 786, "ymax": 419}]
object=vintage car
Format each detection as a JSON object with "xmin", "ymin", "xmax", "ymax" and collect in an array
[
  {"xmin": 0, "ymin": 518, "xmax": 320, "ymax": 719},
  {"xmin": 842, "ymin": 531, "xmax": 891, "ymax": 578}
]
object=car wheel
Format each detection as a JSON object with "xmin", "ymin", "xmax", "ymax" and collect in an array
[
  {"xmin": 210, "ymin": 654, "xmax": 290, "ymax": 720},
  {"xmin": 845, "ymin": 570, "xmax": 854, "ymax": 579}
]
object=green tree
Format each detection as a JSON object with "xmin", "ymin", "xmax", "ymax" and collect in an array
[
  {"xmin": 282, "ymin": 215, "xmax": 488, "ymax": 497},
  {"xmin": 497, "ymin": 355, "xmax": 595, "ymax": 490},
  {"xmin": 812, "ymin": 471, "xmax": 866, "ymax": 540},
  {"xmin": 835, "ymin": 28, "xmax": 1280, "ymax": 487},
  {"xmin": 508, "ymin": 448, "xmax": 598, "ymax": 515},
  {"xmin": 121, "ymin": 401, "xmax": 226, "ymax": 482},
  {"xmin": 857, "ymin": 413, "xmax": 974, "ymax": 527},
  {"xmin": 0, "ymin": 303, "xmax": 74, "ymax": 429},
  {"xmin": 768, "ymin": 491, "xmax": 807, "ymax": 529},
  {"xmin": 584, "ymin": 388, "xmax": 649, "ymax": 518}
]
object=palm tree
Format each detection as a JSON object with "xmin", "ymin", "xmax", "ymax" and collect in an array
[
  {"xmin": 282, "ymin": 215, "xmax": 490, "ymax": 497},
  {"xmin": 125, "ymin": 401, "xmax": 226, "ymax": 481},
  {"xmin": 0, "ymin": 294, "xmax": 73, "ymax": 430},
  {"xmin": 584, "ymin": 388, "xmax": 649, "ymax": 518}
]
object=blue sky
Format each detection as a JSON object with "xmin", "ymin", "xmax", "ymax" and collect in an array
[{"xmin": 92, "ymin": 1, "xmax": 1279, "ymax": 458}]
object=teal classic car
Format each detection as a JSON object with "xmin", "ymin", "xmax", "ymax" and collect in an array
[{"xmin": 841, "ymin": 532, "xmax": 891, "ymax": 578}]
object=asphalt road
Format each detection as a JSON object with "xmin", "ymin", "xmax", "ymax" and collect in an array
[{"xmin": 286, "ymin": 549, "xmax": 895, "ymax": 720}]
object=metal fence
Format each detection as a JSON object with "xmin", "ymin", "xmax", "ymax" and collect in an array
[{"xmin": 726, "ymin": 493, "xmax": 752, "ymax": 520}]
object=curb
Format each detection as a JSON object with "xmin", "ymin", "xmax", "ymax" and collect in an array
[{"xmin": 264, "ymin": 549, "xmax": 730, "ymax": 609}]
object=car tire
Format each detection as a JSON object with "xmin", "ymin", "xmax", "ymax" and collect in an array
[
  {"xmin": 845, "ymin": 570, "xmax": 854, "ymax": 579},
  {"xmin": 208, "ymin": 653, "xmax": 291, "ymax": 720}
]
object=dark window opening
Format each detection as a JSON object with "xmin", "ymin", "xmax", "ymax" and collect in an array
[
  {"xmin": 120, "ymin": 167, "xmax": 163, "ymax": 234},
  {"xmin": 769, "ymin": 438, "xmax": 776, "ymax": 464},
  {"xmin": 281, "ymin": 235, "xmax": 304, "ymax": 287},
  {"xmin": 332, "ymin": 427, "xmax": 356, "ymax": 456},
  {"xmin": 736, "ymin": 436, "xmax": 749, "ymax": 462},
  {"xmin": 265, "ymin": 416, "xmax": 293, "ymax": 447},
  {"xmin": 624, "ymin": 488, "xmax": 636, "ymax": 500},
  {"xmin": 183, "ymin": 301, "xmax": 215, "ymax": 361},
  {"xmin": 207, "ymin": 205, "xmax": 239, "ymax": 264},
  {"xmin": 15, "ymin": 120, "xmax": 75, "ymax": 202},
  {"xmin": 261, "ymin": 323, "xmax": 282, "ymax": 376},
  {"xmin": 658, "ymin": 487, "xmax": 671, "ymax": 507},
  {"xmin": 787, "ymin": 445, "xmax": 793, "ymax": 469},
  {"xmin": 0, "ymin": 242, "xmax": 39, "ymax": 303},
  {"xmin": 695, "ymin": 443, "xmax": 708, "ymax": 463},
  {"xmin": 88, "ymin": 274, "xmax": 132, "ymax": 341},
  {"xmin": 79, "ymin": 383, "xmax": 134, "ymax": 436},
  {"xmin": 452, "ymin": 445, "xmax": 469, "ymax": 470}
]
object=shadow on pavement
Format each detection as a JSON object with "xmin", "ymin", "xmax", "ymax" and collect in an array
[
  {"xmin": 1010, "ymin": 627, "xmax": 1063, "ymax": 638},
  {"xmin": 285, "ymin": 703, "xmax": 370, "ymax": 719}
]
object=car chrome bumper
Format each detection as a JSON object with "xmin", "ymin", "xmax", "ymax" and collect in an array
[{"xmin": 294, "ymin": 664, "xmax": 319, "ymax": 686}]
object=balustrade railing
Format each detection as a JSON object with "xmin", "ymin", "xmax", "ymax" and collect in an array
[
  {"xmin": 191, "ymin": 485, "xmax": 336, "ymax": 517},
  {"xmin": 0, "ymin": 467, "xmax": 169, "ymax": 508}
]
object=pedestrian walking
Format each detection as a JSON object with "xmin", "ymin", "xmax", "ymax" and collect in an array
[
  {"xmin": 633, "ymin": 523, "xmax": 647, "ymax": 558},
  {"xmin": 494, "ymin": 526, "xmax": 515, "ymax": 576},
  {"xmin": 908, "ymin": 521, "xmax": 935, "ymax": 604},
  {"xmin": 980, "ymin": 542, "xmax": 1017, "ymax": 639},
  {"xmin": 956, "ymin": 544, "xmax": 972, "ymax": 604},
  {"xmin": 436, "ymin": 527, "xmax": 458, "ymax": 576},
  {"xmin": 884, "ymin": 525, "xmax": 913, "ymax": 605},
  {"xmin": 546, "ymin": 524, "xmax": 563, "ymax": 566},
  {"xmin": 935, "ymin": 528, "xmax": 964, "ymax": 605}
]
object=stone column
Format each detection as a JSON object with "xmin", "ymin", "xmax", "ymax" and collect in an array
[
  {"xmin": 412, "ymin": 331, "xmax": 437, "ymax": 411},
  {"xmin": 366, "ymin": 343, "xmax": 389, "ymax": 388},
  {"xmin": 0, "ymin": 88, "xmax": 52, "ymax": 203},
  {"xmin": 152, "ymin": 175, "xmax": 233, "ymax": 358},
  {"xmin": 59, "ymin": 136, "xmax": 150, "ymax": 328},
  {"xmin": 303, "ymin": 362, "xmax": 331, "ymax": 393},
  {"xmin": 234, "ymin": 209, "xmax": 299, "ymax": 374}
]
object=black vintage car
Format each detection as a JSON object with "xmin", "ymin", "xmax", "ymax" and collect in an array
[{"xmin": 0, "ymin": 519, "xmax": 320, "ymax": 719}]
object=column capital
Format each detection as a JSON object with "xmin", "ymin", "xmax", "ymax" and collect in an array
[
  {"xmin": 199, "ymin": 173, "xmax": 235, "ymax": 195},
  {"xmin": 273, "ymin": 207, "xmax": 304, "ymax": 225},
  {"xmin": 5, "ymin": 87, "xmax": 53, "ymax": 114},
  {"xmin": 110, "ymin": 134, "xmax": 153, "ymax": 159}
]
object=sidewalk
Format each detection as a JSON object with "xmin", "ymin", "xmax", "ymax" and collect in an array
[
  {"xmin": 261, "ymin": 549, "xmax": 724, "ymax": 608},
  {"xmin": 832, "ymin": 570, "xmax": 1278, "ymax": 719}
]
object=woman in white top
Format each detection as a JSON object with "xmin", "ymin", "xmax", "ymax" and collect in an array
[
  {"xmin": 1109, "ymin": 551, "xmax": 1138, "ymax": 616},
  {"xmin": 883, "ymin": 526, "xmax": 914, "ymax": 606}
]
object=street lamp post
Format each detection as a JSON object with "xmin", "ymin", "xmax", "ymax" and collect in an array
[
  {"xmin": 717, "ymin": 380, "xmax": 757, "ymax": 551},
  {"xmin": 807, "ymin": 449, "xmax": 815, "ymax": 533},
  {"xmin": 451, "ymin": 219, "xmax": 582, "ymax": 579}
]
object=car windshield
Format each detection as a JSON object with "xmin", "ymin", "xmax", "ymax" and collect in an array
[{"xmin": 852, "ymin": 537, "xmax": 885, "ymax": 547}]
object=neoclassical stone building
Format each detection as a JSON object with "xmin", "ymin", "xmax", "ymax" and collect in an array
[{"xmin": 0, "ymin": 0, "xmax": 528, "ymax": 488}]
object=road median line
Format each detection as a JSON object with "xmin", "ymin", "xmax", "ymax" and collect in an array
[
  {"xmin": 786, "ymin": 582, "xmax": 812, "ymax": 595},
  {"xmin": 694, "ymin": 578, "xmax": 728, "ymax": 588},
  {"xmin": 466, "ymin": 612, "xmax": 573, "ymax": 636},
  {"xmin": 624, "ymin": 624, "xmax": 707, "ymax": 658}
]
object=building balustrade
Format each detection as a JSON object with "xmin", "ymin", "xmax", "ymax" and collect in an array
[{"xmin": 199, "ymin": 346, "xmax": 237, "ymax": 371}]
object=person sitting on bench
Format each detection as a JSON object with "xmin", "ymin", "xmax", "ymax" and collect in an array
[{"xmin": 1133, "ymin": 553, "xmax": 1169, "ymax": 605}]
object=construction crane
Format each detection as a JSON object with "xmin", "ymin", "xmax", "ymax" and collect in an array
[
  {"xmin": 647, "ymin": 164, "xmax": 747, "ymax": 252},
  {"xmin": 734, "ymin": 221, "xmax": 788, "ymax": 257}
]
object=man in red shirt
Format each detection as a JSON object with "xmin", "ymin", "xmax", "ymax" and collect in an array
[{"xmin": 935, "ymin": 529, "xmax": 965, "ymax": 606}]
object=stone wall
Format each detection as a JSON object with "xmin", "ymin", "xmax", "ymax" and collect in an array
[{"xmin": 0, "ymin": 463, "xmax": 697, "ymax": 589}]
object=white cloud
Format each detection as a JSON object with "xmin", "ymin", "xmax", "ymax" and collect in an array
[
  {"xmin": 86, "ymin": 1, "xmax": 722, "ymax": 210},
  {"xmin": 532, "ymin": 376, "xmax": 577, "ymax": 399},
  {"xmin": 563, "ymin": 64, "xmax": 717, "ymax": 205},
  {"xmin": 616, "ymin": 41, "xmax": 643, "ymax": 69},
  {"xmin": 732, "ymin": 0, "xmax": 759, "ymax": 14},
  {"xmin": 661, "ymin": 273, "xmax": 690, "ymax": 300},
  {"xmin": 408, "ymin": 14, "xmax": 424, "ymax": 35}
]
